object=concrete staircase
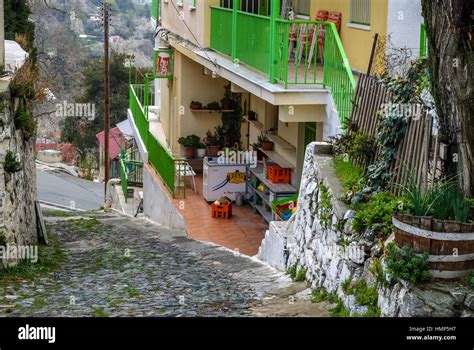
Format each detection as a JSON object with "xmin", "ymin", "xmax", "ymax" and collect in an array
[{"xmin": 257, "ymin": 219, "xmax": 295, "ymax": 272}]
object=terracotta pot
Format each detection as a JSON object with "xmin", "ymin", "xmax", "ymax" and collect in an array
[
  {"xmin": 190, "ymin": 103, "xmax": 202, "ymax": 110},
  {"xmin": 261, "ymin": 141, "xmax": 274, "ymax": 151},
  {"xmin": 208, "ymin": 145, "xmax": 220, "ymax": 157},
  {"xmin": 184, "ymin": 147, "xmax": 195, "ymax": 159}
]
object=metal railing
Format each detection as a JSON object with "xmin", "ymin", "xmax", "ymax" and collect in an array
[
  {"xmin": 420, "ymin": 23, "xmax": 427, "ymax": 57},
  {"xmin": 210, "ymin": 6, "xmax": 356, "ymax": 125},
  {"xmin": 129, "ymin": 83, "xmax": 186, "ymax": 197},
  {"xmin": 152, "ymin": 0, "xmax": 158, "ymax": 20},
  {"xmin": 120, "ymin": 154, "xmax": 144, "ymax": 203}
]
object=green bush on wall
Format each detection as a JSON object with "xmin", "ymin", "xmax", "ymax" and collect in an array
[{"xmin": 4, "ymin": 150, "xmax": 22, "ymax": 173}]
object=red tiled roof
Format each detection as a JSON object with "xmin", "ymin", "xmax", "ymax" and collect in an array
[{"xmin": 96, "ymin": 127, "xmax": 124, "ymax": 160}]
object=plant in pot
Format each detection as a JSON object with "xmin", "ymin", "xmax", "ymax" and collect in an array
[
  {"xmin": 205, "ymin": 101, "xmax": 220, "ymax": 111},
  {"xmin": 190, "ymin": 101, "xmax": 202, "ymax": 110},
  {"xmin": 178, "ymin": 134, "xmax": 201, "ymax": 159},
  {"xmin": 392, "ymin": 175, "xmax": 474, "ymax": 279},
  {"xmin": 204, "ymin": 128, "xmax": 223, "ymax": 157},
  {"xmin": 258, "ymin": 131, "xmax": 274, "ymax": 151},
  {"xmin": 196, "ymin": 142, "xmax": 207, "ymax": 158}
]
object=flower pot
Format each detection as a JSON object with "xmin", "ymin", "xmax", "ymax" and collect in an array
[
  {"xmin": 190, "ymin": 102, "xmax": 202, "ymax": 110},
  {"xmin": 184, "ymin": 147, "xmax": 195, "ymax": 159},
  {"xmin": 208, "ymin": 145, "xmax": 220, "ymax": 157},
  {"xmin": 196, "ymin": 148, "xmax": 207, "ymax": 158},
  {"xmin": 261, "ymin": 141, "xmax": 274, "ymax": 151}
]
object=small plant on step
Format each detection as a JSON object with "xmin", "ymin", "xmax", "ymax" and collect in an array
[{"xmin": 318, "ymin": 183, "xmax": 333, "ymax": 229}]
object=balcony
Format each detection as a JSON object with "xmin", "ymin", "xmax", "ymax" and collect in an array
[
  {"xmin": 129, "ymin": 83, "xmax": 186, "ymax": 197},
  {"xmin": 210, "ymin": 5, "xmax": 355, "ymax": 123}
]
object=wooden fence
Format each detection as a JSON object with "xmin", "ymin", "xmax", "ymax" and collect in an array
[{"xmin": 350, "ymin": 73, "xmax": 437, "ymax": 196}]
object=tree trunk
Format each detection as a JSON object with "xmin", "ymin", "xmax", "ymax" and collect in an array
[{"xmin": 421, "ymin": 0, "xmax": 474, "ymax": 195}]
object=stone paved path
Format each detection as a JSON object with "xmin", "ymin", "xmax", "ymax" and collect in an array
[{"xmin": 0, "ymin": 211, "xmax": 330, "ymax": 317}]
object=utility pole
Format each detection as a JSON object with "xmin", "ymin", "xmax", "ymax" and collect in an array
[{"xmin": 103, "ymin": 1, "xmax": 110, "ymax": 195}]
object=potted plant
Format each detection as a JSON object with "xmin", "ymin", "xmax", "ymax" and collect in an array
[
  {"xmin": 204, "ymin": 128, "xmax": 222, "ymax": 157},
  {"xmin": 196, "ymin": 142, "xmax": 207, "ymax": 158},
  {"xmin": 178, "ymin": 134, "xmax": 201, "ymax": 159},
  {"xmin": 205, "ymin": 101, "xmax": 220, "ymax": 111},
  {"xmin": 393, "ymin": 176, "xmax": 474, "ymax": 278},
  {"xmin": 258, "ymin": 131, "xmax": 274, "ymax": 151},
  {"xmin": 190, "ymin": 101, "xmax": 202, "ymax": 110}
]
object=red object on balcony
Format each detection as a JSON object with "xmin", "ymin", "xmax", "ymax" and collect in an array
[{"xmin": 211, "ymin": 202, "xmax": 233, "ymax": 219}]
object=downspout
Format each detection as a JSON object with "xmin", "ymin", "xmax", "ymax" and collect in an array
[{"xmin": 104, "ymin": 178, "xmax": 121, "ymax": 210}]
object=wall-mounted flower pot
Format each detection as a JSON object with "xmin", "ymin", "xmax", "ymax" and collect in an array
[
  {"xmin": 196, "ymin": 148, "xmax": 207, "ymax": 158},
  {"xmin": 190, "ymin": 101, "xmax": 202, "ymax": 110},
  {"xmin": 184, "ymin": 147, "xmax": 195, "ymax": 159},
  {"xmin": 208, "ymin": 145, "xmax": 220, "ymax": 157},
  {"xmin": 261, "ymin": 141, "xmax": 274, "ymax": 151}
]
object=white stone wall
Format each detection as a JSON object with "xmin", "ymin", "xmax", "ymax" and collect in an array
[{"xmin": 287, "ymin": 143, "xmax": 474, "ymax": 317}]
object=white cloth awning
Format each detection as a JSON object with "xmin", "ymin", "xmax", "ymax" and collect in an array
[
  {"xmin": 5, "ymin": 40, "xmax": 28, "ymax": 73},
  {"xmin": 116, "ymin": 119, "xmax": 134, "ymax": 141}
]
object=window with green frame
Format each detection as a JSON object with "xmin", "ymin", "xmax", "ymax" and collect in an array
[
  {"xmin": 350, "ymin": 0, "xmax": 371, "ymax": 26},
  {"xmin": 189, "ymin": 0, "xmax": 196, "ymax": 10}
]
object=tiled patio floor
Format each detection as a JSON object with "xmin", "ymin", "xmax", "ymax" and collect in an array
[{"xmin": 172, "ymin": 174, "xmax": 267, "ymax": 257}]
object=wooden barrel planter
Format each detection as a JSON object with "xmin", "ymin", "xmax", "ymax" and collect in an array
[{"xmin": 393, "ymin": 215, "xmax": 474, "ymax": 279}]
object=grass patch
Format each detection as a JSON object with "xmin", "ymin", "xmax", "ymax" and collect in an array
[
  {"xmin": 0, "ymin": 226, "xmax": 64, "ymax": 283},
  {"xmin": 343, "ymin": 280, "xmax": 380, "ymax": 317},
  {"xmin": 123, "ymin": 286, "xmax": 139, "ymax": 298},
  {"xmin": 333, "ymin": 157, "xmax": 364, "ymax": 192},
  {"xmin": 42, "ymin": 210, "xmax": 81, "ymax": 218},
  {"xmin": 92, "ymin": 306, "xmax": 110, "ymax": 318},
  {"xmin": 311, "ymin": 288, "xmax": 350, "ymax": 317},
  {"xmin": 70, "ymin": 218, "xmax": 100, "ymax": 232}
]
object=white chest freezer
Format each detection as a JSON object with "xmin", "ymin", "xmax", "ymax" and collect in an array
[{"xmin": 203, "ymin": 158, "xmax": 247, "ymax": 202}]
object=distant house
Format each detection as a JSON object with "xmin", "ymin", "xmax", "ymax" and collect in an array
[
  {"xmin": 96, "ymin": 122, "xmax": 134, "ymax": 182},
  {"xmin": 35, "ymin": 139, "xmax": 80, "ymax": 165}
]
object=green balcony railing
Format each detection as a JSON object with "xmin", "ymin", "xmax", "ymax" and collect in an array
[
  {"xmin": 235, "ymin": 11, "xmax": 271, "ymax": 74},
  {"xmin": 152, "ymin": 0, "xmax": 159, "ymax": 20},
  {"xmin": 420, "ymin": 23, "xmax": 427, "ymax": 57},
  {"xmin": 210, "ymin": 7, "xmax": 233, "ymax": 56},
  {"xmin": 129, "ymin": 83, "xmax": 186, "ymax": 197},
  {"xmin": 209, "ymin": 6, "xmax": 355, "ymax": 126}
]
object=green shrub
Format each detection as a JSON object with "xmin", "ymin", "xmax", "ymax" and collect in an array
[
  {"xmin": 318, "ymin": 183, "xmax": 333, "ymax": 229},
  {"xmin": 4, "ymin": 150, "xmax": 22, "ymax": 173},
  {"xmin": 14, "ymin": 108, "xmax": 36, "ymax": 140},
  {"xmin": 294, "ymin": 268, "xmax": 307, "ymax": 282},
  {"xmin": 385, "ymin": 242, "xmax": 431, "ymax": 284},
  {"xmin": 287, "ymin": 263, "xmax": 298, "ymax": 280},
  {"xmin": 352, "ymin": 192, "xmax": 401, "ymax": 238},
  {"xmin": 342, "ymin": 280, "xmax": 380, "ymax": 317},
  {"xmin": 462, "ymin": 271, "xmax": 474, "ymax": 289}
]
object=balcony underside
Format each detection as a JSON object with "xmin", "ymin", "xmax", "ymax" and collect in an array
[{"xmin": 169, "ymin": 37, "xmax": 330, "ymax": 107}]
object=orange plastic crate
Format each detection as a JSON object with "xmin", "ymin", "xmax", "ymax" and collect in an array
[
  {"xmin": 267, "ymin": 165, "xmax": 290, "ymax": 184},
  {"xmin": 211, "ymin": 202, "xmax": 233, "ymax": 219}
]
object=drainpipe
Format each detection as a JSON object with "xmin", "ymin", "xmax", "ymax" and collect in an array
[{"xmin": 104, "ymin": 178, "xmax": 121, "ymax": 210}]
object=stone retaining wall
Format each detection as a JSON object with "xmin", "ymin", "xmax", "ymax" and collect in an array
[
  {"xmin": 0, "ymin": 86, "xmax": 38, "ymax": 269},
  {"xmin": 286, "ymin": 143, "xmax": 473, "ymax": 317}
]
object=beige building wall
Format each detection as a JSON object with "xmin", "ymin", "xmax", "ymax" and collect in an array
[
  {"xmin": 160, "ymin": 0, "xmax": 220, "ymax": 47},
  {"xmin": 309, "ymin": 0, "xmax": 388, "ymax": 72}
]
